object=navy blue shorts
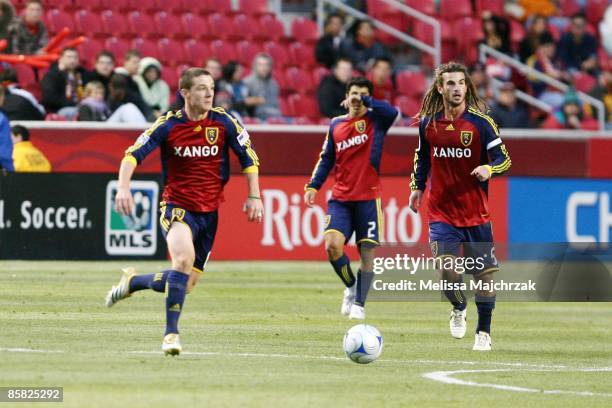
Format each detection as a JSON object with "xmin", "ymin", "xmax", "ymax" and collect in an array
[
  {"xmin": 429, "ymin": 221, "xmax": 498, "ymax": 275},
  {"xmin": 325, "ymin": 199, "xmax": 384, "ymax": 246},
  {"xmin": 159, "ymin": 203, "xmax": 218, "ymax": 273}
]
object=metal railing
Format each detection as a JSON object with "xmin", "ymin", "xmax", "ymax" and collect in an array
[
  {"xmin": 479, "ymin": 44, "xmax": 606, "ymax": 130},
  {"xmin": 316, "ymin": 0, "xmax": 441, "ymax": 67}
]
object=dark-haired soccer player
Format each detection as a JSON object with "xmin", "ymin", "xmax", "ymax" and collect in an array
[
  {"xmin": 409, "ymin": 62, "xmax": 511, "ymax": 351},
  {"xmin": 105, "ymin": 67, "xmax": 263, "ymax": 356},
  {"xmin": 305, "ymin": 77, "xmax": 399, "ymax": 320}
]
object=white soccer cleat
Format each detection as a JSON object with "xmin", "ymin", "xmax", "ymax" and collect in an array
[
  {"xmin": 473, "ymin": 331, "xmax": 492, "ymax": 351},
  {"xmin": 105, "ymin": 267, "xmax": 135, "ymax": 307},
  {"xmin": 349, "ymin": 304, "xmax": 365, "ymax": 320},
  {"xmin": 341, "ymin": 284, "xmax": 356, "ymax": 315},
  {"xmin": 162, "ymin": 333, "xmax": 182, "ymax": 356},
  {"xmin": 449, "ymin": 308, "xmax": 467, "ymax": 339}
]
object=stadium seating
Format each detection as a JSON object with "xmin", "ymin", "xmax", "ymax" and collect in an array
[
  {"xmin": 180, "ymin": 13, "xmax": 210, "ymax": 41},
  {"xmin": 238, "ymin": 0, "xmax": 271, "ymax": 16},
  {"xmin": 153, "ymin": 11, "xmax": 185, "ymax": 40},
  {"xmin": 104, "ymin": 37, "xmax": 131, "ymax": 60},
  {"xmin": 288, "ymin": 41, "xmax": 317, "ymax": 69},
  {"xmin": 78, "ymin": 38, "xmax": 104, "ymax": 68},
  {"xmin": 74, "ymin": 10, "xmax": 104, "ymax": 38},
  {"xmin": 291, "ymin": 17, "xmax": 319, "ymax": 43},
  {"xmin": 209, "ymin": 40, "xmax": 238, "ymax": 64},
  {"xmin": 133, "ymin": 38, "xmax": 159, "ymax": 60},
  {"xmin": 183, "ymin": 40, "xmax": 210, "ymax": 65},
  {"xmin": 235, "ymin": 41, "xmax": 260, "ymax": 67},
  {"xmin": 45, "ymin": 9, "xmax": 75, "ymax": 35},
  {"xmin": 100, "ymin": 10, "xmax": 128, "ymax": 38},
  {"xmin": 262, "ymin": 41, "xmax": 290, "ymax": 69},
  {"xmin": 438, "ymin": 0, "xmax": 472, "ymax": 20},
  {"xmin": 256, "ymin": 15, "xmax": 286, "ymax": 43}
]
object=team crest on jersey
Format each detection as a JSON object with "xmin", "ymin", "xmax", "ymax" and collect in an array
[
  {"xmin": 354, "ymin": 120, "xmax": 366, "ymax": 133},
  {"xmin": 205, "ymin": 127, "xmax": 219, "ymax": 144},
  {"xmin": 460, "ymin": 131, "xmax": 473, "ymax": 147},
  {"xmin": 324, "ymin": 215, "xmax": 331, "ymax": 229},
  {"xmin": 430, "ymin": 241, "xmax": 438, "ymax": 258}
]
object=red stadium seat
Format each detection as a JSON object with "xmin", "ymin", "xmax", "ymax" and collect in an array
[
  {"xmin": 231, "ymin": 14, "xmax": 260, "ymax": 41},
  {"xmin": 291, "ymin": 17, "xmax": 319, "ymax": 43},
  {"xmin": 376, "ymin": 15, "xmax": 405, "ymax": 46},
  {"xmin": 453, "ymin": 17, "xmax": 484, "ymax": 54},
  {"xmin": 158, "ymin": 38, "xmax": 188, "ymax": 65},
  {"xmin": 127, "ymin": 11, "xmax": 157, "ymax": 39},
  {"xmin": 207, "ymin": 13, "xmax": 232, "ymax": 41},
  {"xmin": 394, "ymin": 96, "xmax": 421, "ymax": 117},
  {"xmin": 183, "ymin": 39, "xmax": 210, "ymax": 65},
  {"xmin": 289, "ymin": 94, "xmax": 319, "ymax": 120},
  {"xmin": 78, "ymin": 38, "xmax": 104, "ymax": 69},
  {"xmin": 559, "ymin": 0, "xmax": 582, "ymax": 17},
  {"xmin": 104, "ymin": 37, "xmax": 131, "ymax": 59},
  {"xmin": 288, "ymin": 41, "xmax": 316, "ymax": 68},
  {"xmin": 262, "ymin": 41, "xmax": 290, "ymax": 69},
  {"xmin": 293, "ymin": 117, "xmax": 316, "ymax": 125},
  {"xmin": 132, "ymin": 38, "xmax": 159, "ymax": 59},
  {"xmin": 181, "ymin": 13, "xmax": 210, "ymax": 40},
  {"xmin": 154, "ymin": 11, "xmax": 185, "ymax": 40},
  {"xmin": 405, "ymin": 0, "xmax": 436, "ymax": 15},
  {"xmin": 396, "ymin": 71, "xmax": 428, "ymax": 98},
  {"xmin": 312, "ymin": 66, "xmax": 330, "ymax": 85},
  {"xmin": 74, "ymin": 0, "xmax": 106, "ymax": 11},
  {"xmin": 573, "ymin": 72, "xmax": 597, "ymax": 93},
  {"xmin": 100, "ymin": 10, "xmax": 129, "ymax": 38},
  {"xmin": 439, "ymin": 0, "xmax": 472, "ymax": 20},
  {"xmin": 209, "ymin": 40, "xmax": 238, "ymax": 64},
  {"xmin": 132, "ymin": 0, "xmax": 162, "ymax": 13},
  {"xmin": 73, "ymin": 10, "xmax": 103, "ymax": 37},
  {"xmin": 475, "ymin": 0, "xmax": 504, "ymax": 16},
  {"xmin": 509, "ymin": 18, "xmax": 526, "ymax": 50},
  {"xmin": 256, "ymin": 15, "xmax": 286, "ymax": 43},
  {"xmin": 14, "ymin": 63, "xmax": 36, "ymax": 88},
  {"xmin": 196, "ymin": 0, "xmax": 233, "ymax": 15},
  {"xmin": 235, "ymin": 41, "xmax": 261, "ymax": 67},
  {"xmin": 284, "ymin": 67, "xmax": 315, "ymax": 94},
  {"xmin": 238, "ymin": 0, "xmax": 271, "ymax": 16},
  {"xmin": 279, "ymin": 96, "xmax": 294, "ymax": 116},
  {"xmin": 367, "ymin": 0, "xmax": 396, "ymax": 17},
  {"xmin": 413, "ymin": 19, "xmax": 452, "ymax": 44},
  {"xmin": 52, "ymin": 0, "xmax": 75, "ymax": 11},
  {"xmin": 161, "ymin": 66, "xmax": 179, "ymax": 92},
  {"xmin": 175, "ymin": 64, "xmax": 191, "ymax": 78},
  {"xmin": 586, "ymin": 0, "xmax": 608, "ymax": 26},
  {"xmin": 45, "ymin": 9, "xmax": 75, "ymax": 35}
]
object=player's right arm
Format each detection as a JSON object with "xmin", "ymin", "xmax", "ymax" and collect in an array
[
  {"xmin": 409, "ymin": 117, "xmax": 431, "ymax": 213},
  {"xmin": 115, "ymin": 115, "xmax": 170, "ymax": 215},
  {"xmin": 304, "ymin": 129, "xmax": 336, "ymax": 207}
]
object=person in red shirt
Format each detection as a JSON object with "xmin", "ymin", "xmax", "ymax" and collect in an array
[
  {"xmin": 105, "ymin": 67, "xmax": 264, "ymax": 356},
  {"xmin": 304, "ymin": 77, "xmax": 399, "ymax": 320},
  {"xmin": 409, "ymin": 62, "xmax": 511, "ymax": 351},
  {"xmin": 367, "ymin": 58, "xmax": 395, "ymax": 102}
]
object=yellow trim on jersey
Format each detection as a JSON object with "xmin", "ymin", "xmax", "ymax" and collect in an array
[
  {"xmin": 304, "ymin": 186, "xmax": 318, "ymax": 192},
  {"xmin": 324, "ymin": 229, "xmax": 347, "ymax": 240},
  {"xmin": 122, "ymin": 155, "xmax": 137, "ymax": 166},
  {"xmin": 410, "ymin": 151, "xmax": 420, "ymax": 191},
  {"xmin": 212, "ymin": 107, "xmax": 244, "ymax": 134},
  {"xmin": 341, "ymin": 265, "xmax": 350, "ymax": 283},
  {"xmin": 243, "ymin": 139, "xmax": 260, "ymax": 166},
  {"xmin": 468, "ymin": 107, "xmax": 499, "ymax": 136},
  {"xmin": 192, "ymin": 266, "xmax": 204, "ymax": 274},
  {"xmin": 376, "ymin": 198, "xmax": 384, "ymax": 241},
  {"xmin": 124, "ymin": 110, "xmax": 176, "ymax": 158},
  {"xmin": 242, "ymin": 165, "xmax": 259, "ymax": 174},
  {"xmin": 309, "ymin": 132, "xmax": 329, "ymax": 184},
  {"xmin": 491, "ymin": 144, "xmax": 511, "ymax": 175}
]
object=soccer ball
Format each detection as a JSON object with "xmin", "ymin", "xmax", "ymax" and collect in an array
[{"xmin": 343, "ymin": 324, "xmax": 383, "ymax": 364}]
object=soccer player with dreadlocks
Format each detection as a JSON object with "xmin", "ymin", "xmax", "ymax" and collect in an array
[{"xmin": 409, "ymin": 62, "xmax": 511, "ymax": 351}]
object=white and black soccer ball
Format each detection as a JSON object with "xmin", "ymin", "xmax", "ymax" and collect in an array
[{"xmin": 343, "ymin": 324, "xmax": 383, "ymax": 364}]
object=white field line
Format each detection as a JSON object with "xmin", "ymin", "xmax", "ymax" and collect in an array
[
  {"xmin": 0, "ymin": 347, "xmax": 64, "ymax": 353},
  {"xmin": 422, "ymin": 368, "xmax": 612, "ymax": 398}
]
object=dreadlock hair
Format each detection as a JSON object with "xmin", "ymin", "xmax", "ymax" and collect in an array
[{"xmin": 417, "ymin": 61, "xmax": 488, "ymax": 120}]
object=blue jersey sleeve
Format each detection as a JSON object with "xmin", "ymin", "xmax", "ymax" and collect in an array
[
  {"xmin": 219, "ymin": 109, "xmax": 259, "ymax": 173},
  {"xmin": 306, "ymin": 127, "xmax": 336, "ymax": 191},
  {"xmin": 362, "ymin": 95, "xmax": 399, "ymax": 133},
  {"xmin": 410, "ymin": 117, "xmax": 431, "ymax": 191},
  {"xmin": 123, "ymin": 111, "xmax": 173, "ymax": 165},
  {"xmin": 470, "ymin": 108, "xmax": 511, "ymax": 176}
]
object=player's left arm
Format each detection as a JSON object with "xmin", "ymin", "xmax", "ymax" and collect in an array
[
  {"xmin": 361, "ymin": 95, "xmax": 401, "ymax": 131},
  {"xmin": 471, "ymin": 116, "xmax": 511, "ymax": 182},
  {"xmin": 224, "ymin": 113, "xmax": 264, "ymax": 223}
]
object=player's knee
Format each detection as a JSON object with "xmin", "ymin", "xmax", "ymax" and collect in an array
[
  {"xmin": 442, "ymin": 268, "xmax": 461, "ymax": 282},
  {"xmin": 172, "ymin": 252, "xmax": 194, "ymax": 273},
  {"xmin": 325, "ymin": 242, "xmax": 343, "ymax": 261}
]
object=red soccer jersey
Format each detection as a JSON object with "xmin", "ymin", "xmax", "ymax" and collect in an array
[
  {"xmin": 124, "ymin": 108, "xmax": 259, "ymax": 212},
  {"xmin": 307, "ymin": 96, "xmax": 399, "ymax": 201},
  {"xmin": 410, "ymin": 107, "xmax": 511, "ymax": 227}
]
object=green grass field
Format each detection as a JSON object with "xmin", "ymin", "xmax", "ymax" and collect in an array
[{"xmin": 1, "ymin": 261, "xmax": 611, "ymax": 407}]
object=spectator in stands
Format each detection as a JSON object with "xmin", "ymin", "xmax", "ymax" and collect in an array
[
  {"xmin": 315, "ymin": 13, "xmax": 352, "ymax": 69},
  {"xmin": 480, "ymin": 11, "xmax": 512, "ymax": 55},
  {"xmin": 519, "ymin": 15, "xmax": 552, "ymax": 63},
  {"xmin": 204, "ymin": 58, "xmax": 223, "ymax": 82},
  {"xmin": 135, "ymin": 56, "xmax": 170, "ymax": 117},
  {"xmin": 367, "ymin": 57, "xmax": 395, "ymax": 101},
  {"xmin": 86, "ymin": 51, "xmax": 116, "ymax": 97},
  {"xmin": 526, "ymin": 32, "xmax": 570, "ymax": 108},
  {"xmin": 41, "ymin": 47, "xmax": 86, "ymax": 117},
  {"xmin": 244, "ymin": 53, "xmax": 282, "ymax": 121},
  {"xmin": 218, "ymin": 60, "xmax": 260, "ymax": 118},
  {"xmin": 0, "ymin": 68, "xmax": 45, "ymax": 121},
  {"xmin": 490, "ymin": 82, "xmax": 530, "ymax": 128},
  {"xmin": 541, "ymin": 91, "xmax": 598, "ymax": 130},
  {"xmin": 317, "ymin": 58, "xmax": 353, "ymax": 118},
  {"xmin": 122, "ymin": 50, "xmax": 141, "ymax": 80},
  {"xmin": 8, "ymin": 0, "xmax": 47, "ymax": 55},
  {"xmin": 588, "ymin": 69, "xmax": 612, "ymax": 128},
  {"xmin": 346, "ymin": 19, "xmax": 392, "ymax": 73},
  {"xmin": 77, "ymin": 81, "xmax": 110, "ymax": 121},
  {"xmin": 11, "ymin": 125, "xmax": 51, "ymax": 172},
  {"xmin": 557, "ymin": 14, "xmax": 598, "ymax": 75},
  {"xmin": 0, "ymin": 0, "xmax": 15, "ymax": 43},
  {"xmin": 0, "ymin": 85, "xmax": 13, "ymax": 172},
  {"xmin": 469, "ymin": 62, "xmax": 493, "ymax": 103},
  {"xmin": 106, "ymin": 74, "xmax": 147, "ymax": 123}
]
